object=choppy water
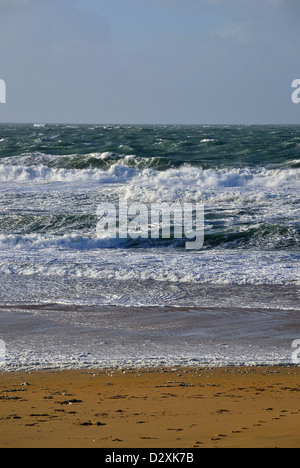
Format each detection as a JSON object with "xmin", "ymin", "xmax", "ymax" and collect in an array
[{"xmin": 0, "ymin": 124, "xmax": 299, "ymax": 370}]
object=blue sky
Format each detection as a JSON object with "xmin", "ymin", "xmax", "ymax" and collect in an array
[{"xmin": 0, "ymin": 0, "xmax": 299, "ymax": 124}]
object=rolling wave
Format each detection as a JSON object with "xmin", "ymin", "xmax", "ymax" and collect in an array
[
  {"xmin": 0, "ymin": 158, "xmax": 299, "ymax": 191},
  {"xmin": 0, "ymin": 221, "xmax": 298, "ymax": 251}
]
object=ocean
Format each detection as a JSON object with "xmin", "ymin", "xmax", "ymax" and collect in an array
[{"xmin": 0, "ymin": 124, "xmax": 299, "ymax": 370}]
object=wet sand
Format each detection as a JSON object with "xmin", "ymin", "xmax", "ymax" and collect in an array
[{"xmin": 0, "ymin": 366, "xmax": 300, "ymax": 448}]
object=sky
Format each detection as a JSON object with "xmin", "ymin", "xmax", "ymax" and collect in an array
[{"xmin": 0, "ymin": 0, "xmax": 300, "ymax": 124}]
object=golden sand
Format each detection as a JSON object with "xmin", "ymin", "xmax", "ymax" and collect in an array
[{"xmin": 0, "ymin": 366, "xmax": 300, "ymax": 448}]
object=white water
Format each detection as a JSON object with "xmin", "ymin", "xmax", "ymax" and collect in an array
[{"xmin": 0, "ymin": 150, "xmax": 299, "ymax": 371}]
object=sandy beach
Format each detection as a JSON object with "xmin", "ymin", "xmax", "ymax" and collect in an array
[{"xmin": 0, "ymin": 366, "xmax": 299, "ymax": 448}]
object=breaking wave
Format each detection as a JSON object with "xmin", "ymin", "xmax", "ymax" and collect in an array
[{"xmin": 0, "ymin": 156, "xmax": 299, "ymax": 194}]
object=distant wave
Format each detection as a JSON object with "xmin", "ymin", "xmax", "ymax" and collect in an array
[
  {"xmin": 0, "ymin": 162, "xmax": 139, "ymax": 184},
  {"xmin": 0, "ymin": 152, "xmax": 176, "ymax": 171}
]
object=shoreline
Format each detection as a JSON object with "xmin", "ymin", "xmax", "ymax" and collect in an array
[
  {"xmin": 1, "ymin": 299, "xmax": 299, "ymax": 373},
  {"xmin": 1, "ymin": 365, "xmax": 300, "ymax": 448},
  {"xmin": 1, "ymin": 361, "xmax": 299, "ymax": 374}
]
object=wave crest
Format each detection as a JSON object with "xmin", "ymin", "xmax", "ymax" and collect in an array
[{"xmin": 1, "ymin": 158, "xmax": 299, "ymax": 194}]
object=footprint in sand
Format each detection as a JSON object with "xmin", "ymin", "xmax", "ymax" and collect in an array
[
  {"xmin": 215, "ymin": 409, "xmax": 231, "ymax": 415},
  {"xmin": 140, "ymin": 437, "xmax": 158, "ymax": 440},
  {"xmin": 211, "ymin": 434, "xmax": 227, "ymax": 441},
  {"xmin": 192, "ymin": 441, "xmax": 203, "ymax": 447},
  {"xmin": 80, "ymin": 421, "xmax": 107, "ymax": 426}
]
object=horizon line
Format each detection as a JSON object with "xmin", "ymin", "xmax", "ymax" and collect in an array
[{"xmin": 0, "ymin": 121, "xmax": 300, "ymax": 127}]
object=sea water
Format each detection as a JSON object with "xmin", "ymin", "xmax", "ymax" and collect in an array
[{"xmin": 0, "ymin": 124, "xmax": 299, "ymax": 370}]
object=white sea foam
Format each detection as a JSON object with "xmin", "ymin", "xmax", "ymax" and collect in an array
[
  {"xmin": 0, "ymin": 234, "xmax": 298, "ymax": 286},
  {"xmin": 0, "ymin": 233, "xmax": 123, "ymax": 250},
  {"xmin": 0, "ymin": 162, "xmax": 139, "ymax": 185},
  {"xmin": 1, "ymin": 158, "xmax": 299, "ymax": 192},
  {"xmin": 123, "ymin": 166, "xmax": 300, "ymax": 203}
]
